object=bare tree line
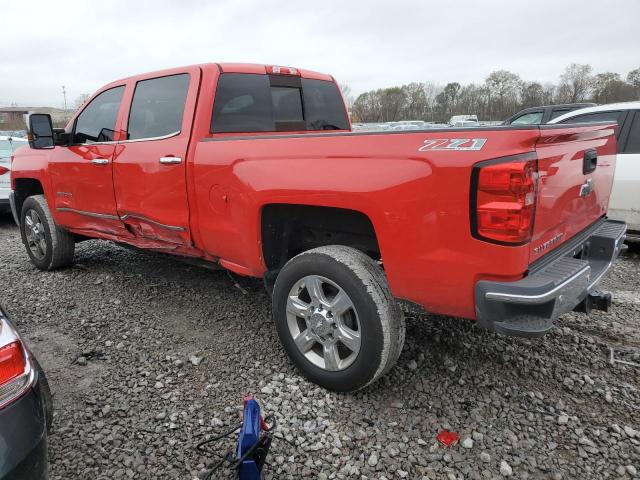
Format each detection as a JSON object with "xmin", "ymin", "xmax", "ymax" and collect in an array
[{"xmin": 346, "ymin": 63, "xmax": 640, "ymax": 123}]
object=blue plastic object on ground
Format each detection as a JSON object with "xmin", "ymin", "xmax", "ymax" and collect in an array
[{"xmin": 236, "ymin": 396, "xmax": 263, "ymax": 480}]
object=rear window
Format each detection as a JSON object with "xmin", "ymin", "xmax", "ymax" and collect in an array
[
  {"xmin": 0, "ymin": 140, "xmax": 12, "ymax": 158},
  {"xmin": 549, "ymin": 109, "xmax": 570, "ymax": 120},
  {"xmin": 0, "ymin": 138, "xmax": 27, "ymax": 157},
  {"xmin": 559, "ymin": 111, "xmax": 624, "ymax": 125},
  {"xmin": 211, "ymin": 73, "xmax": 349, "ymax": 133}
]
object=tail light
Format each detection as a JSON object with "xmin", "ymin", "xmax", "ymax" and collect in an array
[
  {"xmin": 266, "ymin": 65, "xmax": 300, "ymax": 76},
  {"xmin": 0, "ymin": 166, "xmax": 9, "ymax": 175},
  {"xmin": 0, "ymin": 313, "xmax": 34, "ymax": 409},
  {"xmin": 471, "ymin": 153, "xmax": 538, "ymax": 245}
]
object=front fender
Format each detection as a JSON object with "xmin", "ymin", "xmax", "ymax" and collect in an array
[{"xmin": 10, "ymin": 148, "xmax": 53, "ymax": 199}]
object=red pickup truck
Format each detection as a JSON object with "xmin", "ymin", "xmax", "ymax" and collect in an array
[{"xmin": 10, "ymin": 63, "xmax": 626, "ymax": 391}]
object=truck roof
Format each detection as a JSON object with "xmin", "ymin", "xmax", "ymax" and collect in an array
[{"xmin": 103, "ymin": 63, "xmax": 334, "ymax": 89}]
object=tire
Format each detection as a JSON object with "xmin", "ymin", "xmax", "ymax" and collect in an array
[
  {"xmin": 32, "ymin": 357, "xmax": 54, "ymax": 433},
  {"xmin": 20, "ymin": 195, "xmax": 75, "ymax": 270},
  {"xmin": 272, "ymin": 246, "xmax": 405, "ymax": 392}
]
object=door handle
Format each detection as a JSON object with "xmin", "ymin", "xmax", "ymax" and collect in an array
[
  {"xmin": 159, "ymin": 156, "xmax": 182, "ymax": 165},
  {"xmin": 583, "ymin": 149, "xmax": 597, "ymax": 174},
  {"xmin": 91, "ymin": 158, "xmax": 109, "ymax": 165}
]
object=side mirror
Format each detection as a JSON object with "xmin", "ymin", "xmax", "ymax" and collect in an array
[{"xmin": 27, "ymin": 114, "xmax": 55, "ymax": 149}]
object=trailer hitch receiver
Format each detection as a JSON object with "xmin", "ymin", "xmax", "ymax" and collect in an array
[{"xmin": 574, "ymin": 289, "xmax": 612, "ymax": 314}]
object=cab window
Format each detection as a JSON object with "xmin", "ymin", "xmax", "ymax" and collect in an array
[
  {"xmin": 127, "ymin": 74, "xmax": 190, "ymax": 140},
  {"xmin": 73, "ymin": 86, "xmax": 125, "ymax": 144}
]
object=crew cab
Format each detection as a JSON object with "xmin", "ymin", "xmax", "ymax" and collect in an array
[
  {"xmin": 550, "ymin": 102, "xmax": 640, "ymax": 245},
  {"xmin": 10, "ymin": 63, "xmax": 626, "ymax": 391}
]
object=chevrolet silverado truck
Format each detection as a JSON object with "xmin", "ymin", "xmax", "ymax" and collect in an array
[{"xmin": 10, "ymin": 63, "xmax": 626, "ymax": 392}]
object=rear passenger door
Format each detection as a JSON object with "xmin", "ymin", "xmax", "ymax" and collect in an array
[{"xmin": 113, "ymin": 68, "xmax": 200, "ymax": 245}]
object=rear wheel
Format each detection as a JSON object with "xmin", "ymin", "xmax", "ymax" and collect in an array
[
  {"xmin": 20, "ymin": 195, "xmax": 75, "ymax": 270},
  {"xmin": 272, "ymin": 246, "xmax": 405, "ymax": 392}
]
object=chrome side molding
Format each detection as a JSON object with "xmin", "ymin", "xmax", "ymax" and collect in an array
[
  {"xmin": 56, "ymin": 208, "xmax": 187, "ymax": 232},
  {"xmin": 56, "ymin": 207, "xmax": 119, "ymax": 220},
  {"xmin": 120, "ymin": 213, "xmax": 187, "ymax": 232}
]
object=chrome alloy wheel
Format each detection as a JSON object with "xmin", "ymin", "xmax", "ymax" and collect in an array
[
  {"xmin": 286, "ymin": 275, "xmax": 361, "ymax": 371},
  {"xmin": 24, "ymin": 209, "xmax": 47, "ymax": 260}
]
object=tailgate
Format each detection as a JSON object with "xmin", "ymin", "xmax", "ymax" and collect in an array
[{"xmin": 529, "ymin": 123, "xmax": 617, "ymax": 262}]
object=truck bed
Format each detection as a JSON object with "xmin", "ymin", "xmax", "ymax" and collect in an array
[{"xmin": 191, "ymin": 122, "xmax": 617, "ymax": 319}]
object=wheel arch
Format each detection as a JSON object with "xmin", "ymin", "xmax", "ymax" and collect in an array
[
  {"xmin": 13, "ymin": 178, "xmax": 45, "ymax": 221},
  {"xmin": 260, "ymin": 204, "xmax": 381, "ymax": 280}
]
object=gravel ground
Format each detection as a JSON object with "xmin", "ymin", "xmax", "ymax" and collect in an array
[{"xmin": 1, "ymin": 212, "xmax": 639, "ymax": 479}]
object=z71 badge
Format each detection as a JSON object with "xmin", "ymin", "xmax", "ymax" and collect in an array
[{"xmin": 418, "ymin": 138, "xmax": 487, "ymax": 152}]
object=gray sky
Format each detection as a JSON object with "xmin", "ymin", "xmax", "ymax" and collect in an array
[{"xmin": 2, "ymin": 0, "xmax": 639, "ymax": 107}]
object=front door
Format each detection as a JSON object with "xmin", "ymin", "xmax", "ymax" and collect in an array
[
  {"xmin": 112, "ymin": 70, "xmax": 198, "ymax": 245},
  {"xmin": 49, "ymin": 86, "xmax": 128, "ymax": 235}
]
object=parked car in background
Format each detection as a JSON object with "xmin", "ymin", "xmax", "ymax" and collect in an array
[
  {"xmin": 0, "ymin": 305, "xmax": 52, "ymax": 480},
  {"xmin": 10, "ymin": 63, "xmax": 625, "ymax": 392},
  {"xmin": 504, "ymin": 103, "xmax": 596, "ymax": 125},
  {"xmin": 549, "ymin": 102, "xmax": 640, "ymax": 245},
  {"xmin": 449, "ymin": 114, "xmax": 477, "ymax": 125},
  {"xmin": 0, "ymin": 136, "xmax": 28, "ymax": 213},
  {"xmin": 390, "ymin": 124, "xmax": 422, "ymax": 131},
  {"xmin": 450, "ymin": 120, "xmax": 479, "ymax": 127}
]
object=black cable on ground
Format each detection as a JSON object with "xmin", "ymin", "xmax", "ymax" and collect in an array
[{"xmin": 196, "ymin": 415, "xmax": 280, "ymax": 479}]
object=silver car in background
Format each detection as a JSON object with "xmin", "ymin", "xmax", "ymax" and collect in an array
[
  {"xmin": 549, "ymin": 102, "xmax": 640, "ymax": 246},
  {"xmin": 0, "ymin": 136, "xmax": 28, "ymax": 213}
]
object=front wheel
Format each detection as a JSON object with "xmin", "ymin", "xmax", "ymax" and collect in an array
[
  {"xmin": 20, "ymin": 195, "xmax": 75, "ymax": 271},
  {"xmin": 272, "ymin": 246, "xmax": 405, "ymax": 392}
]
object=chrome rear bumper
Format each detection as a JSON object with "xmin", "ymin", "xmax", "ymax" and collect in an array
[{"xmin": 475, "ymin": 219, "xmax": 626, "ymax": 337}]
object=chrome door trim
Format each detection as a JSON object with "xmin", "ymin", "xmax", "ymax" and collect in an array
[
  {"xmin": 69, "ymin": 140, "xmax": 118, "ymax": 146},
  {"xmin": 71, "ymin": 131, "xmax": 181, "ymax": 147},
  {"xmin": 119, "ymin": 131, "xmax": 181, "ymax": 144},
  {"xmin": 120, "ymin": 213, "xmax": 187, "ymax": 232},
  {"xmin": 57, "ymin": 208, "xmax": 187, "ymax": 232},
  {"xmin": 56, "ymin": 207, "xmax": 120, "ymax": 220}
]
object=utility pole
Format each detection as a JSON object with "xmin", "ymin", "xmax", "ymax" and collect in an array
[{"xmin": 62, "ymin": 85, "xmax": 67, "ymax": 112}]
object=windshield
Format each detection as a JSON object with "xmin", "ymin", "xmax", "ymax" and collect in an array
[{"xmin": 0, "ymin": 138, "xmax": 27, "ymax": 158}]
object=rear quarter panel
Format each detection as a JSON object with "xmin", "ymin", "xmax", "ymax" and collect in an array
[{"xmin": 191, "ymin": 128, "xmax": 540, "ymax": 318}]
